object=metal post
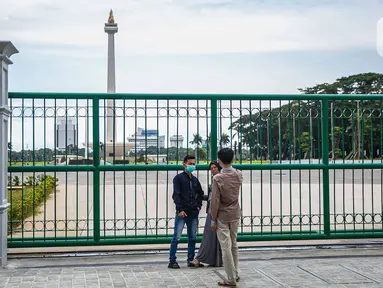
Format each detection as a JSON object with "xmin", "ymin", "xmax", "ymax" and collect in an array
[
  {"xmin": 92, "ymin": 96, "xmax": 100, "ymax": 242},
  {"xmin": 357, "ymin": 100, "xmax": 361, "ymax": 159},
  {"xmin": 322, "ymin": 100, "xmax": 330, "ymax": 236},
  {"xmin": 293, "ymin": 114, "xmax": 296, "ymax": 161},
  {"xmin": 279, "ymin": 116, "xmax": 282, "ymax": 163},
  {"xmin": 267, "ymin": 119, "xmax": 270, "ymax": 160},
  {"xmin": 310, "ymin": 107, "xmax": 313, "ymax": 159},
  {"xmin": 210, "ymin": 99, "xmax": 218, "ymax": 161},
  {"xmin": 331, "ymin": 102, "xmax": 335, "ymax": 161},
  {"xmin": 0, "ymin": 41, "xmax": 18, "ymax": 267}
]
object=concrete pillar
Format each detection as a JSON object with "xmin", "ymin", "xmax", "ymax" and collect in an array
[
  {"xmin": 0, "ymin": 41, "xmax": 18, "ymax": 267},
  {"xmin": 104, "ymin": 14, "xmax": 118, "ymax": 144}
]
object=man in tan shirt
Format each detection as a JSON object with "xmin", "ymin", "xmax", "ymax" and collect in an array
[{"xmin": 211, "ymin": 148, "xmax": 243, "ymax": 287}]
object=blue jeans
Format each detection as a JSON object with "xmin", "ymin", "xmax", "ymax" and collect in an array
[{"xmin": 169, "ymin": 213, "xmax": 198, "ymax": 263}]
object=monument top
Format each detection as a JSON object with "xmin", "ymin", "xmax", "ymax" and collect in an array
[{"xmin": 107, "ymin": 9, "xmax": 115, "ymax": 24}]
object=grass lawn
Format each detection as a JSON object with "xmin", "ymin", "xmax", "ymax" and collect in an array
[
  {"xmin": 167, "ymin": 160, "xmax": 271, "ymax": 165},
  {"xmin": 8, "ymin": 176, "xmax": 57, "ymax": 233},
  {"xmin": 8, "ymin": 160, "xmax": 272, "ymax": 167},
  {"xmin": 8, "ymin": 161, "xmax": 50, "ymax": 166}
]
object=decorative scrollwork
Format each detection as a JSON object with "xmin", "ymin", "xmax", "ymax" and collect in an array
[{"xmin": 8, "ymin": 213, "xmax": 383, "ymax": 239}]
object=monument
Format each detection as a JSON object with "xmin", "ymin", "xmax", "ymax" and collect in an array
[
  {"xmin": 85, "ymin": 10, "xmax": 133, "ymax": 162},
  {"xmin": 105, "ymin": 9, "xmax": 117, "ymax": 143}
]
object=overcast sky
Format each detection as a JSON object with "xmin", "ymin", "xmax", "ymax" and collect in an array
[{"xmin": 2, "ymin": 0, "xmax": 383, "ymax": 150}]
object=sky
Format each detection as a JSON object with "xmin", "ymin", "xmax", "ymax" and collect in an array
[{"xmin": 2, "ymin": 0, "xmax": 383, "ymax": 150}]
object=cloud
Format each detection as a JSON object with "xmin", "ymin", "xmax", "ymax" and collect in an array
[{"xmin": 0, "ymin": 0, "xmax": 381, "ymax": 57}]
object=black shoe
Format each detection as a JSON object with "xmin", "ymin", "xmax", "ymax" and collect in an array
[
  {"xmin": 168, "ymin": 262, "xmax": 180, "ymax": 269},
  {"xmin": 188, "ymin": 261, "xmax": 204, "ymax": 268},
  {"xmin": 188, "ymin": 261, "xmax": 198, "ymax": 268},
  {"xmin": 236, "ymin": 276, "xmax": 240, "ymax": 282}
]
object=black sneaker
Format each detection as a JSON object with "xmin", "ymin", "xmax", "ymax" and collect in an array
[{"xmin": 168, "ymin": 262, "xmax": 180, "ymax": 269}]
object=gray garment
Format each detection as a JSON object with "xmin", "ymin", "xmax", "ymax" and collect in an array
[
  {"xmin": 216, "ymin": 219, "xmax": 240, "ymax": 285},
  {"xmin": 196, "ymin": 213, "xmax": 223, "ymax": 267}
]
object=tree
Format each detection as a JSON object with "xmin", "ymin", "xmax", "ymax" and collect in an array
[
  {"xmin": 190, "ymin": 133, "xmax": 203, "ymax": 161},
  {"xmin": 197, "ymin": 147, "xmax": 207, "ymax": 160},
  {"xmin": 190, "ymin": 134, "xmax": 203, "ymax": 147},
  {"xmin": 329, "ymin": 126, "xmax": 343, "ymax": 158},
  {"xmin": 229, "ymin": 72, "xmax": 383, "ymax": 160},
  {"xmin": 234, "ymin": 141, "xmax": 237, "ymax": 160},
  {"xmin": 220, "ymin": 133, "xmax": 230, "ymax": 148},
  {"xmin": 300, "ymin": 132, "xmax": 310, "ymax": 155}
]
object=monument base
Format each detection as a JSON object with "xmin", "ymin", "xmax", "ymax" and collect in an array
[{"xmin": 86, "ymin": 142, "xmax": 134, "ymax": 159}]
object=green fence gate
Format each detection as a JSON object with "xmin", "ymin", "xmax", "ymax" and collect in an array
[{"xmin": 7, "ymin": 92, "xmax": 383, "ymax": 248}]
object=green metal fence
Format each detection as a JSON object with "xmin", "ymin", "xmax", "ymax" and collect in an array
[{"xmin": 6, "ymin": 92, "xmax": 383, "ymax": 248}]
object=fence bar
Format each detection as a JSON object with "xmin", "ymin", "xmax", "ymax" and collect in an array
[
  {"xmin": 322, "ymin": 100, "xmax": 330, "ymax": 236},
  {"xmin": 9, "ymin": 92, "xmax": 383, "ymax": 101},
  {"xmin": 210, "ymin": 99, "xmax": 218, "ymax": 160},
  {"xmin": 8, "ymin": 231, "xmax": 383, "ymax": 248},
  {"xmin": 92, "ymin": 97, "xmax": 100, "ymax": 242}
]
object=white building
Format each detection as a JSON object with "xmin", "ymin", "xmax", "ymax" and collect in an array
[
  {"xmin": 56, "ymin": 117, "xmax": 77, "ymax": 150},
  {"xmin": 170, "ymin": 135, "xmax": 184, "ymax": 148},
  {"xmin": 127, "ymin": 128, "xmax": 165, "ymax": 152}
]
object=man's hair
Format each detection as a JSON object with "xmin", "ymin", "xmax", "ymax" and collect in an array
[
  {"xmin": 183, "ymin": 155, "xmax": 195, "ymax": 163},
  {"xmin": 218, "ymin": 148, "xmax": 234, "ymax": 164}
]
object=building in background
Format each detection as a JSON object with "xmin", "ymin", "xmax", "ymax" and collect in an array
[
  {"xmin": 56, "ymin": 117, "xmax": 77, "ymax": 150},
  {"xmin": 127, "ymin": 127, "xmax": 165, "ymax": 152},
  {"xmin": 170, "ymin": 135, "xmax": 184, "ymax": 148}
]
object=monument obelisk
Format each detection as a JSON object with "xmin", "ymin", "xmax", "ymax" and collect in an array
[{"xmin": 104, "ymin": 10, "xmax": 117, "ymax": 143}]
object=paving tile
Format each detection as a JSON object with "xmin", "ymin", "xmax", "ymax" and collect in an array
[{"xmin": 3, "ymin": 249, "xmax": 383, "ymax": 287}]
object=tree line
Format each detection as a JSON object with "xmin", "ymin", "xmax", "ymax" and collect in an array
[{"xmin": 229, "ymin": 73, "xmax": 383, "ymax": 160}]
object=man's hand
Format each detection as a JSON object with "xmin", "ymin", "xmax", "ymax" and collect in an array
[{"xmin": 178, "ymin": 211, "xmax": 187, "ymax": 218}]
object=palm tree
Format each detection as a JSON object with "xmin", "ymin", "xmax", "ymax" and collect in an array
[
  {"xmin": 190, "ymin": 134, "xmax": 203, "ymax": 161},
  {"xmin": 220, "ymin": 133, "xmax": 230, "ymax": 148},
  {"xmin": 190, "ymin": 133, "xmax": 203, "ymax": 147}
]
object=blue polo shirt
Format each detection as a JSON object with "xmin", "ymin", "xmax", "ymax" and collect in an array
[{"xmin": 172, "ymin": 171, "xmax": 204, "ymax": 218}]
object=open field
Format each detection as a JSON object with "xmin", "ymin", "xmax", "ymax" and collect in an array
[{"xmin": 7, "ymin": 166, "xmax": 383, "ymax": 240}]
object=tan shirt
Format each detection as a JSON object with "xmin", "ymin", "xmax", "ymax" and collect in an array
[{"xmin": 210, "ymin": 168, "xmax": 243, "ymax": 222}]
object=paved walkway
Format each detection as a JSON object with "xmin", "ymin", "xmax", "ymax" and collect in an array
[{"xmin": 2, "ymin": 246, "xmax": 383, "ymax": 287}]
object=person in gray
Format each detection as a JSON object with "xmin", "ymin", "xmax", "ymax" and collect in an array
[
  {"xmin": 191, "ymin": 160, "xmax": 223, "ymax": 267},
  {"xmin": 211, "ymin": 148, "xmax": 243, "ymax": 287}
]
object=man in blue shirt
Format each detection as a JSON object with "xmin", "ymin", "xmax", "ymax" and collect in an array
[{"xmin": 168, "ymin": 155, "xmax": 205, "ymax": 269}]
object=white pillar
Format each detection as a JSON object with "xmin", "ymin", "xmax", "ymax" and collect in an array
[
  {"xmin": 0, "ymin": 41, "xmax": 18, "ymax": 267},
  {"xmin": 104, "ymin": 20, "xmax": 118, "ymax": 144}
]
